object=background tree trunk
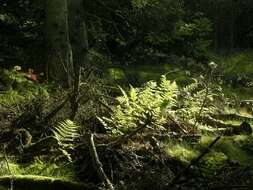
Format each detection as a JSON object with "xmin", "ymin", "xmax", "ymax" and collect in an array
[
  {"xmin": 45, "ymin": 0, "xmax": 73, "ymax": 86},
  {"xmin": 68, "ymin": 0, "xmax": 89, "ymax": 72},
  {"xmin": 68, "ymin": 0, "xmax": 89, "ymax": 119}
]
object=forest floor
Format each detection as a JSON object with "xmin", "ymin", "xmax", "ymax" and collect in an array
[
  {"xmin": 104, "ymin": 51, "xmax": 253, "ymax": 189},
  {"xmin": 1, "ymin": 51, "xmax": 253, "ymax": 189}
]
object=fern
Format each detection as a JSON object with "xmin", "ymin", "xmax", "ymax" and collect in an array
[
  {"xmin": 99, "ymin": 75, "xmax": 226, "ymax": 136},
  {"xmin": 53, "ymin": 119, "xmax": 80, "ymax": 149},
  {"xmin": 99, "ymin": 76, "xmax": 179, "ymax": 136}
]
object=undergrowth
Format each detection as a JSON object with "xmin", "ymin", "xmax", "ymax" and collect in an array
[
  {"xmin": 0, "ymin": 158, "xmax": 76, "ymax": 181},
  {"xmin": 0, "ymin": 66, "xmax": 49, "ymax": 106}
]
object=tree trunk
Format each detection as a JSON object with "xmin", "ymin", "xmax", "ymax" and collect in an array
[
  {"xmin": 68, "ymin": 0, "xmax": 89, "ymax": 72},
  {"xmin": 68, "ymin": 0, "xmax": 89, "ymax": 119},
  {"xmin": 229, "ymin": 0, "xmax": 235, "ymax": 50},
  {"xmin": 45, "ymin": 0, "xmax": 73, "ymax": 86}
]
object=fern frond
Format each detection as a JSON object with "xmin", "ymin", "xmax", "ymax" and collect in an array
[
  {"xmin": 53, "ymin": 119, "xmax": 80, "ymax": 148},
  {"xmin": 129, "ymin": 85, "xmax": 138, "ymax": 102}
]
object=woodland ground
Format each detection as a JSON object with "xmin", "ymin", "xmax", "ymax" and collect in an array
[{"xmin": 1, "ymin": 51, "xmax": 253, "ymax": 190}]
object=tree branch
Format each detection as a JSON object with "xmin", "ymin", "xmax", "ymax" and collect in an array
[{"xmin": 88, "ymin": 134, "xmax": 114, "ymax": 190}]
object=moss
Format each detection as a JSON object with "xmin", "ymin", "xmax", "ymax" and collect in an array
[
  {"xmin": 0, "ymin": 160, "xmax": 76, "ymax": 181},
  {"xmin": 223, "ymin": 52, "xmax": 253, "ymax": 74},
  {"xmin": 107, "ymin": 68, "xmax": 126, "ymax": 81},
  {"xmin": 0, "ymin": 162, "xmax": 22, "ymax": 176},
  {"xmin": 165, "ymin": 143, "xmax": 200, "ymax": 164},
  {"xmin": 0, "ymin": 175, "xmax": 96, "ymax": 190},
  {"xmin": 107, "ymin": 63, "xmax": 188, "ymax": 86},
  {"xmin": 202, "ymin": 151, "xmax": 227, "ymax": 174},
  {"xmin": 199, "ymin": 136, "xmax": 253, "ymax": 165}
]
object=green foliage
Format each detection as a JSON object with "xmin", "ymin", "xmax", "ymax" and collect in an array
[
  {"xmin": 174, "ymin": 78, "xmax": 223, "ymax": 123},
  {"xmin": 53, "ymin": 120, "xmax": 80, "ymax": 149},
  {"xmin": 99, "ymin": 76, "xmax": 179, "ymax": 135},
  {"xmin": 174, "ymin": 17, "xmax": 213, "ymax": 59},
  {"xmin": 131, "ymin": 0, "xmax": 159, "ymax": 8},
  {"xmin": 0, "ymin": 66, "xmax": 49, "ymax": 106},
  {"xmin": 52, "ymin": 120, "xmax": 80, "ymax": 161},
  {"xmin": 165, "ymin": 142, "xmax": 200, "ymax": 164},
  {"xmin": 100, "ymin": 75, "xmax": 225, "ymax": 135},
  {"xmin": 0, "ymin": 158, "xmax": 75, "ymax": 181}
]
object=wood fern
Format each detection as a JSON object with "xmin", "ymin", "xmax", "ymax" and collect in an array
[{"xmin": 53, "ymin": 119, "xmax": 80, "ymax": 149}]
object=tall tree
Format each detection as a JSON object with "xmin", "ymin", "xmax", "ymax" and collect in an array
[
  {"xmin": 45, "ymin": 0, "xmax": 73, "ymax": 86},
  {"xmin": 68, "ymin": 0, "xmax": 89, "ymax": 119}
]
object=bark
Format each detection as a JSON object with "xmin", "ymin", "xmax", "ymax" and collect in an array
[
  {"xmin": 68, "ymin": 0, "xmax": 89, "ymax": 119},
  {"xmin": 45, "ymin": 0, "xmax": 73, "ymax": 86},
  {"xmin": 68, "ymin": 0, "xmax": 89, "ymax": 71}
]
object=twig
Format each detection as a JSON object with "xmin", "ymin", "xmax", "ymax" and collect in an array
[
  {"xmin": 97, "ymin": 100, "xmax": 113, "ymax": 113},
  {"xmin": 43, "ymin": 97, "xmax": 69, "ymax": 121},
  {"xmin": 104, "ymin": 121, "xmax": 150, "ymax": 148},
  {"xmin": 168, "ymin": 136, "xmax": 221, "ymax": 187},
  {"xmin": 167, "ymin": 115, "xmax": 187, "ymax": 134},
  {"xmin": 88, "ymin": 134, "xmax": 114, "ymax": 190}
]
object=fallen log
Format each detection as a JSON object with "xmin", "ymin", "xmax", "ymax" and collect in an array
[
  {"xmin": 0, "ymin": 175, "xmax": 96, "ymax": 190},
  {"xmin": 197, "ymin": 116, "xmax": 252, "ymax": 135},
  {"xmin": 211, "ymin": 113, "xmax": 253, "ymax": 122}
]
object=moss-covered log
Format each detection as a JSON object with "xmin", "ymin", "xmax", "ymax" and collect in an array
[
  {"xmin": 198, "ymin": 116, "xmax": 252, "ymax": 135},
  {"xmin": 211, "ymin": 113, "xmax": 253, "ymax": 122},
  {"xmin": 0, "ymin": 175, "xmax": 96, "ymax": 190}
]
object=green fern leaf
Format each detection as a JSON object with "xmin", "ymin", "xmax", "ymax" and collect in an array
[
  {"xmin": 129, "ymin": 86, "xmax": 138, "ymax": 102},
  {"xmin": 53, "ymin": 119, "xmax": 80, "ymax": 149}
]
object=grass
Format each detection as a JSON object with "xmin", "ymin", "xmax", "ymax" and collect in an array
[
  {"xmin": 164, "ymin": 133, "xmax": 253, "ymax": 177},
  {"xmin": 107, "ymin": 63, "xmax": 188, "ymax": 86},
  {"xmin": 165, "ymin": 142, "xmax": 200, "ymax": 164},
  {"xmin": 0, "ymin": 159, "xmax": 76, "ymax": 181},
  {"xmin": 199, "ymin": 135, "xmax": 253, "ymax": 165},
  {"xmin": 213, "ymin": 51, "xmax": 253, "ymax": 99}
]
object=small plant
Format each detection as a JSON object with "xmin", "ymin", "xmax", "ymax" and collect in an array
[
  {"xmin": 0, "ymin": 157, "xmax": 75, "ymax": 181},
  {"xmin": 99, "ymin": 75, "xmax": 226, "ymax": 136},
  {"xmin": 0, "ymin": 66, "xmax": 49, "ymax": 106},
  {"xmin": 99, "ymin": 76, "xmax": 179, "ymax": 135},
  {"xmin": 174, "ymin": 77, "xmax": 223, "ymax": 123},
  {"xmin": 52, "ymin": 119, "xmax": 80, "ymax": 161}
]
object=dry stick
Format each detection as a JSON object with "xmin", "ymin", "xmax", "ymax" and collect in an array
[
  {"xmin": 105, "ymin": 121, "xmax": 150, "ymax": 148},
  {"xmin": 97, "ymin": 100, "xmax": 113, "ymax": 113},
  {"xmin": 88, "ymin": 134, "xmax": 114, "ymax": 190},
  {"xmin": 43, "ymin": 97, "xmax": 69, "ymax": 121},
  {"xmin": 167, "ymin": 115, "xmax": 188, "ymax": 134},
  {"xmin": 43, "ymin": 89, "xmax": 89, "ymax": 122},
  {"xmin": 168, "ymin": 136, "xmax": 221, "ymax": 187}
]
